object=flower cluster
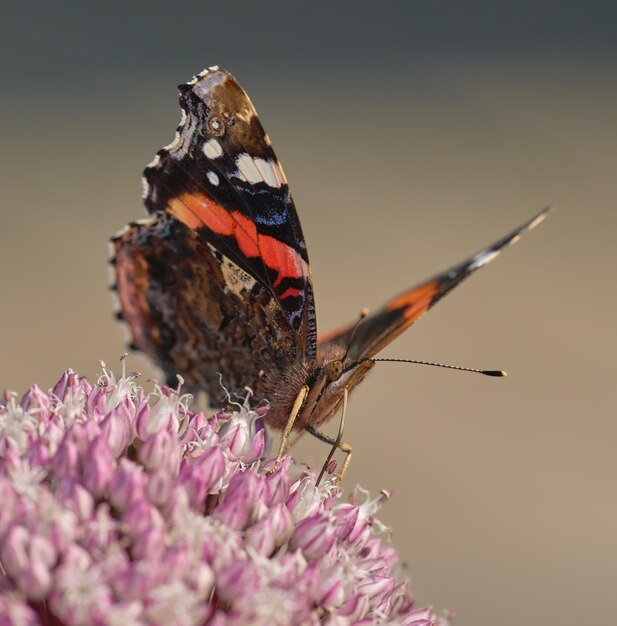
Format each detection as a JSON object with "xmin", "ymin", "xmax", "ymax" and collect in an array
[{"xmin": 0, "ymin": 364, "xmax": 447, "ymax": 626}]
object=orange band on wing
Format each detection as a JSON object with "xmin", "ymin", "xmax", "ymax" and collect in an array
[
  {"xmin": 168, "ymin": 192, "xmax": 307, "ymax": 287},
  {"xmin": 387, "ymin": 280, "xmax": 440, "ymax": 321},
  {"xmin": 168, "ymin": 194, "xmax": 234, "ymax": 234},
  {"xmin": 259, "ymin": 235, "xmax": 304, "ymax": 285},
  {"xmin": 230, "ymin": 212, "xmax": 260, "ymax": 257}
]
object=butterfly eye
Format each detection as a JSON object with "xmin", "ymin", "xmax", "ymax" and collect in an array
[{"xmin": 325, "ymin": 360, "xmax": 344, "ymax": 382}]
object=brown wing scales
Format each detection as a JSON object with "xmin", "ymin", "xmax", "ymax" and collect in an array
[{"xmin": 112, "ymin": 213, "xmax": 301, "ymax": 405}]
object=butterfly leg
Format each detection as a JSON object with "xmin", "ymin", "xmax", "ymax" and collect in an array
[
  {"xmin": 307, "ymin": 389, "xmax": 353, "ymax": 485},
  {"xmin": 265, "ymin": 384, "xmax": 309, "ymax": 474}
]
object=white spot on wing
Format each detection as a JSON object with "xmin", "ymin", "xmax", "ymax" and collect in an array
[
  {"xmin": 254, "ymin": 158, "xmax": 280, "ymax": 188},
  {"xmin": 203, "ymin": 139, "xmax": 223, "ymax": 159},
  {"xmin": 469, "ymin": 248, "xmax": 499, "ymax": 270},
  {"xmin": 236, "ymin": 153, "xmax": 263, "ymax": 184},
  {"xmin": 235, "ymin": 154, "xmax": 286, "ymax": 188},
  {"xmin": 207, "ymin": 171, "xmax": 219, "ymax": 186}
]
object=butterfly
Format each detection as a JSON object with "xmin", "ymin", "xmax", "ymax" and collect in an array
[{"xmin": 111, "ymin": 66, "xmax": 548, "ymax": 476}]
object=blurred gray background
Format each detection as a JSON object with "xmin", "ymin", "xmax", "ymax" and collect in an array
[{"xmin": 1, "ymin": 2, "xmax": 615, "ymax": 624}]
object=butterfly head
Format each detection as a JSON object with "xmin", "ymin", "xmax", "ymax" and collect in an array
[{"xmin": 298, "ymin": 350, "xmax": 375, "ymax": 429}]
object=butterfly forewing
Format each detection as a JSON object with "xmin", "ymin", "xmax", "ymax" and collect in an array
[{"xmin": 143, "ymin": 67, "xmax": 316, "ymax": 359}]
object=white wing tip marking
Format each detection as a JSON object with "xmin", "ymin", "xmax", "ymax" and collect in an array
[
  {"xmin": 469, "ymin": 248, "xmax": 500, "ymax": 271},
  {"xmin": 527, "ymin": 208, "xmax": 551, "ymax": 230}
]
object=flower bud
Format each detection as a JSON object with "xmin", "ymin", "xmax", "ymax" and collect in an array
[
  {"xmin": 213, "ymin": 496, "xmax": 250, "ymax": 531},
  {"xmin": 58, "ymin": 480, "xmax": 94, "ymax": 522},
  {"xmin": 109, "ymin": 460, "xmax": 146, "ymax": 511},
  {"xmin": 51, "ymin": 371, "xmax": 72, "ymax": 401},
  {"xmin": 289, "ymin": 513, "xmax": 336, "ymax": 561},
  {"xmin": 132, "ymin": 525, "xmax": 165, "ymax": 561},
  {"xmin": 216, "ymin": 559, "xmax": 258, "ymax": 604},
  {"xmin": 122, "ymin": 500, "xmax": 164, "ymax": 540},
  {"xmin": 52, "ymin": 438, "xmax": 80, "ymax": 478},
  {"xmin": 19, "ymin": 384, "xmax": 50, "ymax": 416},
  {"xmin": 357, "ymin": 576, "xmax": 395, "ymax": 607},
  {"xmin": 100, "ymin": 400, "xmax": 132, "ymax": 457},
  {"xmin": 337, "ymin": 592, "xmax": 370, "ymax": 621},
  {"xmin": 265, "ymin": 456, "xmax": 291, "ymax": 505},
  {"xmin": 146, "ymin": 468, "xmax": 173, "ymax": 508},
  {"xmin": 246, "ymin": 504, "xmax": 292, "ymax": 556},
  {"xmin": 331, "ymin": 504, "xmax": 359, "ymax": 542},
  {"xmin": 180, "ymin": 444, "xmax": 226, "ymax": 507},
  {"xmin": 319, "ymin": 577, "xmax": 344, "ymax": 609},
  {"xmin": 140, "ymin": 429, "xmax": 180, "ymax": 475},
  {"xmin": 86, "ymin": 385, "xmax": 108, "ymax": 419},
  {"xmin": 1, "ymin": 525, "xmax": 30, "ymax": 576}
]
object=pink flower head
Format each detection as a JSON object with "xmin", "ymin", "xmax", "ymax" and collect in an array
[{"xmin": 0, "ymin": 365, "xmax": 450, "ymax": 625}]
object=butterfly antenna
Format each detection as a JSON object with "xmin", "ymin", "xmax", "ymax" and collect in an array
[
  {"xmin": 368, "ymin": 358, "xmax": 507, "ymax": 377},
  {"xmin": 342, "ymin": 309, "xmax": 370, "ymax": 361}
]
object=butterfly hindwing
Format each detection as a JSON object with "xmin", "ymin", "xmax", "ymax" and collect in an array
[{"xmin": 112, "ymin": 213, "xmax": 308, "ymax": 403}]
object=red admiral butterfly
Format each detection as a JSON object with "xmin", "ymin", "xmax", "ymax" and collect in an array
[{"xmin": 111, "ymin": 66, "xmax": 548, "ymax": 476}]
